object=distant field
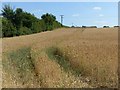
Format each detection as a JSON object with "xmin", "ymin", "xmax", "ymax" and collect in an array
[{"xmin": 2, "ymin": 28, "xmax": 118, "ymax": 88}]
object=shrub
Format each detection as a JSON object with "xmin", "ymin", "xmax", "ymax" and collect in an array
[
  {"xmin": 18, "ymin": 27, "xmax": 32, "ymax": 35},
  {"xmin": 53, "ymin": 21, "xmax": 61, "ymax": 29},
  {"xmin": 103, "ymin": 26, "xmax": 109, "ymax": 28},
  {"xmin": 2, "ymin": 18, "xmax": 17, "ymax": 37},
  {"xmin": 82, "ymin": 26, "xmax": 86, "ymax": 28}
]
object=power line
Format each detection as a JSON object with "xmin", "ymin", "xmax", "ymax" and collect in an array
[{"xmin": 60, "ymin": 15, "xmax": 64, "ymax": 26}]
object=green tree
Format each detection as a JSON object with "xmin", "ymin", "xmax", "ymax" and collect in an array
[
  {"xmin": 53, "ymin": 21, "xmax": 61, "ymax": 29},
  {"xmin": 41, "ymin": 13, "xmax": 56, "ymax": 30},
  {"xmin": 14, "ymin": 8, "xmax": 23, "ymax": 29},
  {"xmin": 2, "ymin": 18, "xmax": 17, "ymax": 37},
  {"xmin": 1, "ymin": 4, "xmax": 63, "ymax": 37},
  {"xmin": 18, "ymin": 27, "xmax": 32, "ymax": 35},
  {"xmin": 31, "ymin": 19, "xmax": 46, "ymax": 33},
  {"xmin": 1, "ymin": 4, "xmax": 15, "ymax": 25},
  {"xmin": 39, "ymin": 20, "xmax": 46, "ymax": 32},
  {"xmin": 22, "ymin": 12, "xmax": 37, "ymax": 29}
]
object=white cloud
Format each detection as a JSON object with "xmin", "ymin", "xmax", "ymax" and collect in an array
[
  {"xmin": 72, "ymin": 14, "xmax": 80, "ymax": 17},
  {"xmin": 99, "ymin": 14, "xmax": 104, "ymax": 17},
  {"xmin": 93, "ymin": 7, "xmax": 102, "ymax": 10},
  {"xmin": 95, "ymin": 21, "xmax": 108, "ymax": 25}
]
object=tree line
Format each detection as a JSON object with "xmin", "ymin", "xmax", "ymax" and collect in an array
[{"xmin": 1, "ymin": 5, "xmax": 64, "ymax": 37}]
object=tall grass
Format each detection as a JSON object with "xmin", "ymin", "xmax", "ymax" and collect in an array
[
  {"xmin": 3, "ymin": 47, "xmax": 42, "ymax": 87},
  {"xmin": 46, "ymin": 46, "xmax": 81, "ymax": 76}
]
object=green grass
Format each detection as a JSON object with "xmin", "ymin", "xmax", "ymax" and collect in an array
[
  {"xmin": 3, "ymin": 47, "xmax": 37, "ymax": 85},
  {"xmin": 46, "ymin": 46, "xmax": 81, "ymax": 76}
]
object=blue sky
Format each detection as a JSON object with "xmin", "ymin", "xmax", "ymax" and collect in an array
[{"xmin": 1, "ymin": 2, "xmax": 118, "ymax": 27}]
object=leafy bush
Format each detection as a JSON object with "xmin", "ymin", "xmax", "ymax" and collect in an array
[
  {"xmin": 103, "ymin": 26, "xmax": 109, "ymax": 28},
  {"xmin": 31, "ymin": 20, "xmax": 46, "ymax": 33},
  {"xmin": 82, "ymin": 26, "xmax": 86, "ymax": 28},
  {"xmin": 2, "ymin": 18, "xmax": 17, "ymax": 37},
  {"xmin": 53, "ymin": 21, "xmax": 62, "ymax": 29},
  {"xmin": 18, "ymin": 27, "xmax": 32, "ymax": 35}
]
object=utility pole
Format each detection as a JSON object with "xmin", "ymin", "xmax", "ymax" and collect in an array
[{"xmin": 60, "ymin": 15, "xmax": 64, "ymax": 26}]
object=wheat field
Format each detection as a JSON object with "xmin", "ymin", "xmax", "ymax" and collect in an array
[{"xmin": 2, "ymin": 27, "xmax": 118, "ymax": 88}]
